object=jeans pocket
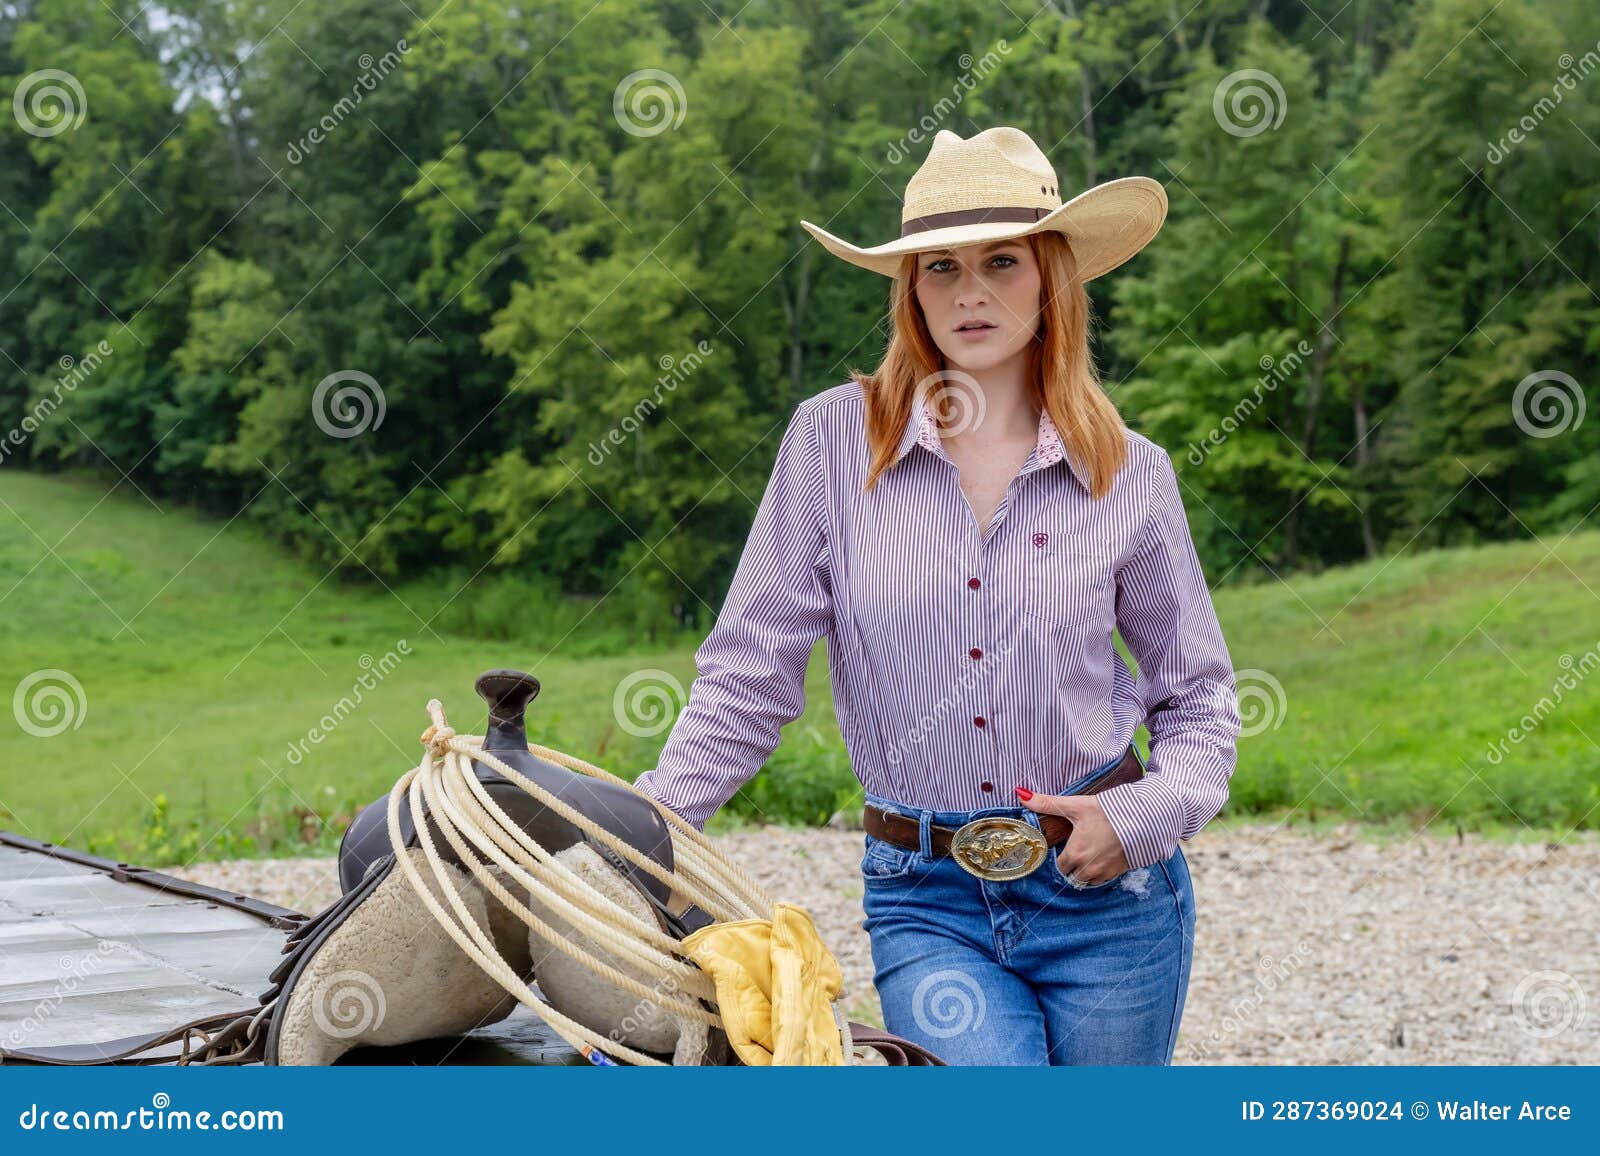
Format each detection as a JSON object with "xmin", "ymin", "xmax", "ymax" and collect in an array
[
  {"xmin": 1045, "ymin": 845, "xmax": 1121, "ymax": 891},
  {"xmin": 861, "ymin": 833, "xmax": 919, "ymax": 882}
]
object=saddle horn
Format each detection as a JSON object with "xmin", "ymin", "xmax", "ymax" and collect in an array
[
  {"xmin": 476, "ymin": 668, "xmax": 541, "ymax": 748},
  {"xmin": 336, "ymin": 667, "xmax": 696, "ymax": 925}
]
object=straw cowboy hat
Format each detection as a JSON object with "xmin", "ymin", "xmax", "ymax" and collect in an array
[{"xmin": 799, "ymin": 125, "xmax": 1167, "ymax": 281}]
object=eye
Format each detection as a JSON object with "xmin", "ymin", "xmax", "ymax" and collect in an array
[{"xmin": 926, "ymin": 253, "xmax": 1019, "ymax": 274}]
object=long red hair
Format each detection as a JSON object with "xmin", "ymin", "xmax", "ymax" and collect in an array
[{"xmin": 852, "ymin": 230, "xmax": 1128, "ymax": 500}]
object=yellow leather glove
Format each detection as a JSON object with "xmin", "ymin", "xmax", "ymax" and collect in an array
[{"xmin": 680, "ymin": 902, "xmax": 845, "ymax": 1065}]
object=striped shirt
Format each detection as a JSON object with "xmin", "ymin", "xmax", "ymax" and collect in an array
[{"xmin": 631, "ymin": 379, "xmax": 1241, "ymax": 871}]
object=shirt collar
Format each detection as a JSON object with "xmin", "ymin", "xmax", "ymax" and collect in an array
[{"xmin": 893, "ymin": 392, "xmax": 1089, "ymax": 489}]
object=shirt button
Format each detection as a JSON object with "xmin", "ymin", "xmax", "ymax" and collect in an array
[
  {"xmin": 973, "ymin": 716, "xmax": 986, "ymax": 728},
  {"xmin": 980, "ymin": 781, "xmax": 994, "ymax": 793},
  {"xmin": 968, "ymin": 577, "xmax": 981, "ymax": 589},
  {"xmin": 969, "ymin": 647, "xmax": 982, "ymax": 660}
]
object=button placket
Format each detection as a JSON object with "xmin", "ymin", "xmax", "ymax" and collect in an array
[
  {"xmin": 969, "ymin": 526, "xmax": 1001, "ymax": 788},
  {"xmin": 967, "ymin": 537, "xmax": 985, "ymax": 735}
]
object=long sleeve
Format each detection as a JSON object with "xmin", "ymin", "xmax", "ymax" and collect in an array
[
  {"xmin": 1094, "ymin": 451, "xmax": 1241, "ymax": 871},
  {"xmin": 631, "ymin": 402, "xmax": 834, "ymax": 830}
]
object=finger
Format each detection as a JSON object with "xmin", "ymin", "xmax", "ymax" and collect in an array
[
  {"xmin": 1015, "ymin": 787, "xmax": 1083, "ymax": 818},
  {"xmin": 1055, "ymin": 853, "xmax": 1099, "ymax": 889},
  {"xmin": 1061, "ymin": 839, "xmax": 1113, "ymax": 876},
  {"xmin": 1055, "ymin": 848, "xmax": 1092, "ymax": 880}
]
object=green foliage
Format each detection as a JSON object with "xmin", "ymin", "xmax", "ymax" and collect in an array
[
  {"xmin": 4, "ymin": 0, "xmax": 1596, "ymax": 614},
  {"xmin": 4, "ymin": 1, "xmax": 1600, "ymax": 855},
  {"xmin": 83, "ymin": 783, "xmax": 381, "ymax": 866},
  {"xmin": 110, "ymin": 792, "xmax": 254, "ymax": 865},
  {"xmin": 715, "ymin": 722, "xmax": 863, "ymax": 830}
]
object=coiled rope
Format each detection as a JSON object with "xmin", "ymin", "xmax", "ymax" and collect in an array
[{"xmin": 386, "ymin": 696, "xmax": 855, "ymax": 1066}]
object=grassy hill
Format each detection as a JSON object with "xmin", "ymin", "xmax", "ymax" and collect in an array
[{"xmin": 1, "ymin": 467, "xmax": 1595, "ymax": 865}]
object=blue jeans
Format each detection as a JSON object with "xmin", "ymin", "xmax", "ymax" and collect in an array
[{"xmin": 859, "ymin": 750, "xmax": 1195, "ymax": 1066}]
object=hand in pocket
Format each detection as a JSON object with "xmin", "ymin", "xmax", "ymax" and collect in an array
[{"xmin": 1014, "ymin": 788, "xmax": 1129, "ymax": 886}]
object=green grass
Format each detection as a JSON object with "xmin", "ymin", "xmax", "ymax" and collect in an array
[
  {"xmin": 1209, "ymin": 531, "xmax": 1600, "ymax": 841},
  {"xmin": 1, "ymin": 467, "xmax": 1596, "ymax": 865},
  {"xmin": 0, "ymin": 468, "xmax": 844, "ymax": 863}
]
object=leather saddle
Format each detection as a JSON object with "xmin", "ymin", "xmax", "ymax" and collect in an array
[
  {"xmin": 4, "ymin": 668, "xmax": 944, "ymax": 1067},
  {"xmin": 339, "ymin": 668, "xmax": 717, "ymax": 938}
]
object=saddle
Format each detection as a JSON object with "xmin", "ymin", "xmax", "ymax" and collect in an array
[{"xmin": 4, "ymin": 668, "xmax": 944, "ymax": 1067}]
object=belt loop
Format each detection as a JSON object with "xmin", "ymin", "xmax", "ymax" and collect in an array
[{"xmin": 918, "ymin": 809, "xmax": 933, "ymax": 857}]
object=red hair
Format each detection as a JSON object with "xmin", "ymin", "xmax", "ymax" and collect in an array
[{"xmin": 852, "ymin": 230, "xmax": 1128, "ymax": 499}]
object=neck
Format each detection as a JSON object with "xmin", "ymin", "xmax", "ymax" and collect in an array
[{"xmin": 933, "ymin": 354, "xmax": 1037, "ymax": 446}]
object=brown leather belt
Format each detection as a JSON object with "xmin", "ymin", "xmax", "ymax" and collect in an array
[{"xmin": 863, "ymin": 744, "xmax": 1144, "ymax": 857}]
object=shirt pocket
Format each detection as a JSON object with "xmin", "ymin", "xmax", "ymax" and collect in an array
[{"xmin": 1022, "ymin": 546, "xmax": 1115, "ymax": 629}]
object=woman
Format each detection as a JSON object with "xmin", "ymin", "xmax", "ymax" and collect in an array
[{"xmin": 632, "ymin": 126, "xmax": 1241, "ymax": 1065}]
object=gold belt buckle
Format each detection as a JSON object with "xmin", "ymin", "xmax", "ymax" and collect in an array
[{"xmin": 949, "ymin": 816, "xmax": 1048, "ymax": 881}]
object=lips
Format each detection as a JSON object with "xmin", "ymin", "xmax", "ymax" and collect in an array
[{"xmin": 955, "ymin": 320, "xmax": 996, "ymax": 332}]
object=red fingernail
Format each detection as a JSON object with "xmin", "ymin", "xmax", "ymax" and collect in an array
[{"xmin": 1014, "ymin": 787, "xmax": 1033, "ymax": 801}]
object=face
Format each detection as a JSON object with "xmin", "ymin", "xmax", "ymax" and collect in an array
[{"xmin": 912, "ymin": 238, "xmax": 1043, "ymax": 374}]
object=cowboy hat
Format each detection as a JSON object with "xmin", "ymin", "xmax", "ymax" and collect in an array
[{"xmin": 799, "ymin": 126, "xmax": 1167, "ymax": 281}]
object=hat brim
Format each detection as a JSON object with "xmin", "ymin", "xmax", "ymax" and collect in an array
[{"xmin": 799, "ymin": 175, "xmax": 1167, "ymax": 282}]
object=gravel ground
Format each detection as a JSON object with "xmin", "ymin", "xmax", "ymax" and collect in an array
[{"xmin": 170, "ymin": 821, "xmax": 1600, "ymax": 1065}]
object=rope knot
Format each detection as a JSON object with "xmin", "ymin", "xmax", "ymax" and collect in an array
[{"xmin": 420, "ymin": 722, "xmax": 457, "ymax": 758}]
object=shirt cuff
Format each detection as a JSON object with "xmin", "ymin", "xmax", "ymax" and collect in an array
[
  {"xmin": 632, "ymin": 772, "xmax": 710, "ymax": 833},
  {"xmin": 1094, "ymin": 775, "xmax": 1186, "ymax": 872}
]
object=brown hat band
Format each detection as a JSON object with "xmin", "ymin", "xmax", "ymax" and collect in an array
[{"xmin": 899, "ymin": 205, "xmax": 1052, "ymax": 237}]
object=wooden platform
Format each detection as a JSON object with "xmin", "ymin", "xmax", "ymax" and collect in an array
[{"xmin": 0, "ymin": 834, "xmax": 580, "ymax": 1065}]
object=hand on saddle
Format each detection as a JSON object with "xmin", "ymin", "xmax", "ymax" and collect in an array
[{"xmin": 1014, "ymin": 788, "xmax": 1129, "ymax": 887}]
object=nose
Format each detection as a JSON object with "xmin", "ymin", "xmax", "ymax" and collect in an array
[{"xmin": 955, "ymin": 267, "xmax": 989, "ymax": 308}]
